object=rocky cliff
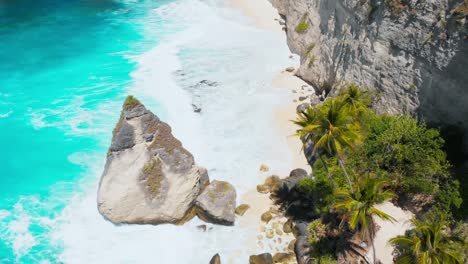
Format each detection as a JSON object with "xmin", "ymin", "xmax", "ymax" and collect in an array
[
  {"xmin": 97, "ymin": 96, "xmax": 236, "ymax": 226},
  {"xmin": 272, "ymin": 0, "xmax": 468, "ymax": 144}
]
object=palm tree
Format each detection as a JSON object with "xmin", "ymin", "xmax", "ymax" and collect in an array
[
  {"xmin": 339, "ymin": 84, "xmax": 371, "ymax": 116},
  {"xmin": 293, "ymin": 106, "xmax": 336, "ymax": 188},
  {"xmin": 294, "ymin": 98, "xmax": 361, "ymax": 192},
  {"xmin": 334, "ymin": 176, "xmax": 395, "ymax": 263},
  {"xmin": 389, "ymin": 214, "xmax": 465, "ymax": 264}
]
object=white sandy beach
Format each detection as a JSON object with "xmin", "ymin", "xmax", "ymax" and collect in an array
[{"xmin": 230, "ymin": 0, "xmax": 310, "ymax": 260}]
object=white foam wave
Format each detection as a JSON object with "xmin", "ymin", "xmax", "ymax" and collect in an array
[{"xmin": 0, "ymin": 111, "xmax": 12, "ymax": 118}]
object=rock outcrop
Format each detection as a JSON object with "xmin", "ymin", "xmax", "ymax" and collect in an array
[
  {"xmin": 195, "ymin": 180, "xmax": 236, "ymax": 225},
  {"xmin": 272, "ymin": 0, "xmax": 468, "ymax": 147},
  {"xmin": 97, "ymin": 96, "xmax": 236, "ymax": 225}
]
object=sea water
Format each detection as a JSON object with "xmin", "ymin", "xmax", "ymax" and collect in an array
[{"xmin": 0, "ymin": 0, "xmax": 296, "ymax": 263}]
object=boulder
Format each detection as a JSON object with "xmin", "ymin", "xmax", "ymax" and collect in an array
[
  {"xmin": 259, "ymin": 164, "xmax": 270, "ymax": 172},
  {"xmin": 257, "ymin": 184, "xmax": 270, "ymax": 194},
  {"xmin": 98, "ymin": 96, "xmax": 235, "ymax": 226},
  {"xmin": 289, "ymin": 168, "xmax": 307, "ymax": 178},
  {"xmin": 209, "ymin": 254, "xmax": 221, "ymax": 264},
  {"xmin": 264, "ymin": 175, "xmax": 281, "ymax": 191},
  {"xmin": 261, "ymin": 212, "xmax": 273, "ymax": 223},
  {"xmin": 195, "ymin": 180, "xmax": 236, "ymax": 225},
  {"xmin": 249, "ymin": 253, "xmax": 273, "ymax": 264},
  {"xmin": 296, "ymin": 103, "xmax": 310, "ymax": 113},
  {"xmin": 235, "ymin": 204, "xmax": 250, "ymax": 216},
  {"xmin": 278, "ymin": 169, "xmax": 308, "ymax": 193},
  {"xmin": 285, "ymin": 67, "xmax": 295, "ymax": 72},
  {"xmin": 293, "ymin": 221, "xmax": 311, "ymax": 264},
  {"xmin": 283, "ymin": 219, "xmax": 293, "ymax": 234}
]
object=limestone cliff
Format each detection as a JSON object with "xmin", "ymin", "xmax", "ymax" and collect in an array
[
  {"xmin": 272, "ymin": 0, "xmax": 468, "ymax": 141},
  {"xmin": 97, "ymin": 96, "xmax": 236, "ymax": 226}
]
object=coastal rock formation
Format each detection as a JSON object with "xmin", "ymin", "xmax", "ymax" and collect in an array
[
  {"xmin": 97, "ymin": 96, "xmax": 235, "ymax": 226},
  {"xmin": 195, "ymin": 180, "xmax": 236, "ymax": 225},
  {"xmin": 272, "ymin": 0, "xmax": 468, "ymax": 147}
]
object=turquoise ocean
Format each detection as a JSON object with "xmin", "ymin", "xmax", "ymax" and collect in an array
[{"xmin": 0, "ymin": 0, "xmax": 296, "ymax": 263}]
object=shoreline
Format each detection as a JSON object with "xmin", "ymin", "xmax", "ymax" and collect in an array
[{"xmin": 230, "ymin": 0, "xmax": 311, "ymax": 259}]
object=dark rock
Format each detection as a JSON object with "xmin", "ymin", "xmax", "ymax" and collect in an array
[
  {"xmin": 197, "ymin": 224, "xmax": 207, "ymax": 232},
  {"xmin": 298, "ymin": 96, "xmax": 308, "ymax": 101},
  {"xmin": 293, "ymin": 221, "xmax": 311, "ymax": 264},
  {"xmin": 109, "ymin": 121, "xmax": 135, "ymax": 152},
  {"xmin": 192, "ymin": 104, "xmax": 202, "ymax": 113},
  {"xmin": 289, "ymin": 168, "xmax": 307, "ymax": 178},
  {"xmin": 285, "ymin": 67, "xmax": 295, "ymax": 72},
  {"xmin": 200, "ymin": 80, "xmax": 218, "ymax": 86},
  {"xmin": 296, "ymin": 103, "xmax": 310, "ymax": 113},
  {"xmin": 278, "ymin": 169, "xmax": 308, "ymax": 192},
  {"xmin": 142, "ymin": 133, "xmax": 154, "ymax": 142},
  {"xmin": 249, "ymin": 253, "xmax": 273, "ymax": 264},
  {"xmin": 124, "ymin": 104, "xmax": 148, "ymax": 120},
  {"xmin": 210, "ymin": 254, "xmax": 221, "ymax": 264}
]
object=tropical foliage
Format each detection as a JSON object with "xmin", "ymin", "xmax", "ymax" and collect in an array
[
  {"xmin": 290, "ymin": 83, "xmax": 465, "ymax": 263},
  {"xmin": 293, "ymin": 96, "xmax": 362, "ymax": 192},
  {"xmin": 334, "ymin": 176, "xmax": 395, "ymax": 263},
  {"xmin": 390, "ymin": 213, "xmax": 466, "ymax": 264},
  {"xmin": 334, "ymin": 177, "xmax": 395, "ymax": 238}
]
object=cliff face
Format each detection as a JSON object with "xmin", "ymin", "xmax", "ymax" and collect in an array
[{"xmin": 272, "ymin": 0, "xmax": 468, "ymax": 134}]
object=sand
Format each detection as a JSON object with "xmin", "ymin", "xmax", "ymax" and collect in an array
[
  {"xmin": 229, "ymin": 0, "xmax": 311, "ymax": 259},
  {"xmin": 230, "ymin": 0, "xmax": 283, "ymax": 32},
  {"xmin": 368, "ymin": 201, "xmax": 414, "ymax": 264}
]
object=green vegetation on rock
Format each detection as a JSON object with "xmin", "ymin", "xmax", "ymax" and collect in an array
[
  {"xmin": 295, "ymin": 14, "xmax": 309, "ymax": 34},
  {"xmin": 390, "ymin": 212, "xmax": 466, "ymax": 263},
  {"xmin": 123, "ymin": 95, "xmax": 141, "ymax": 110}
]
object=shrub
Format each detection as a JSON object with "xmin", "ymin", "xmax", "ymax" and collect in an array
[
  {"xmin": 297, "ymin": 176, "xmax": 335, "ymax": 214},
  {"xmin": 308, "ymin": 104, "xmax": 461, "ymax": 214},
  {"xmin": 304, "ymin": 42, "xmax": 316, "ymax": 56},
  {"xmin": 123, "ymin": 95, "xmax": 141, "ymax": 110},
  {"xmin": 295, "ymin": 14, "xmax": 309, "ymax": 33}
]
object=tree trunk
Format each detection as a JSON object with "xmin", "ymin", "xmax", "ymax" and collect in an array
[
  {"xmin": 338, "ymin": 158, "xmax": 354, "ymax": 193},
  {"xmin": 370, "ymin": 221, "xmax": 377, "ymax": 264},
  {"xmin": 319, "ymin": 155, "xmax": 336, "ymax": 189}
]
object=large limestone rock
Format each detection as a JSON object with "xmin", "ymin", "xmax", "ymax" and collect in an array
[
  {"xmin": 195, "ymin": 180, "xmax": 236, "ymax": 226},
  {"xmin": 98, "ymin": 96, "xmax": 210, "ymax": 225}
]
